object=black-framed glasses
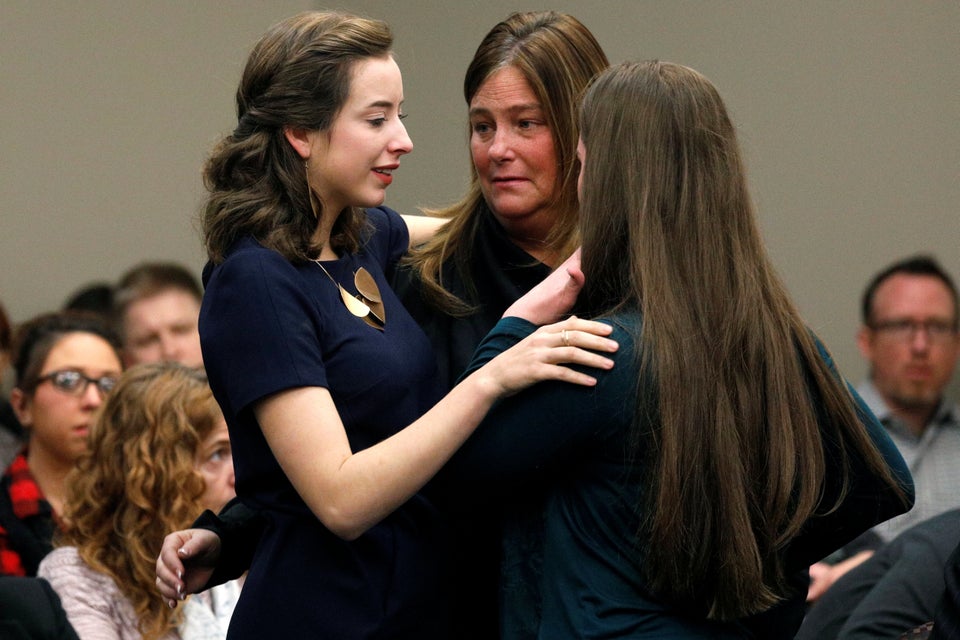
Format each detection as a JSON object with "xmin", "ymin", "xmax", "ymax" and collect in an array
[
  {"xmin": 35, "ymin": 369, "xmax": 119, "ymax": 397},
  {"xmin": 870, "ymin": 319, "xmax": 958, "ymax": 343}
]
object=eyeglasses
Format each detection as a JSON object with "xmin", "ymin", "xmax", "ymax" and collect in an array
[
  {"xmin": 870, "ymin": 319, "xmax": 958, "ymax": 343},
  {"xmin": 35, "ymin": 369, "xmax": 119, "ymax": 397}
]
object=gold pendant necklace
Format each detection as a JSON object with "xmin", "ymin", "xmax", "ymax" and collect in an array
[{"xmin": 314, "ymin": 261, "xmax": 385, "ymax": 331}]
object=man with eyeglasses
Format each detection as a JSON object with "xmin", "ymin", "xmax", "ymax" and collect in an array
[
  {"xmin": 857, "ymin": 255, "xmax": 960, "ymax": 532},
  {"xmin": 806, "ymin": 254, "xmax": 960, "ymax": 605}
]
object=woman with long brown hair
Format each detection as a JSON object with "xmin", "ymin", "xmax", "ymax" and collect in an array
[
  {"xmin": 435, "ymin": 60, "xmax": 915, "ymax": 637},
  {"xmin": 397, "ymin": 11, "xmax": 609, "ymax": 385}
]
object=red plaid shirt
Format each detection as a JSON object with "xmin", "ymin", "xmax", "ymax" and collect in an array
[{"xmin": 0, "ymin": 453, "xmax": 57, "ymax": 576}]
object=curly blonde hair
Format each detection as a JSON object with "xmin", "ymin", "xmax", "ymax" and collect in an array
[{"xmin": 59, "ymin": 363, "xmax": 224, "ymax": 639}]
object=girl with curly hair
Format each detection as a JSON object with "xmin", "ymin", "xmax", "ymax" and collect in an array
[{"xmin": 39, "ymin": 363, "xmax": 238, "ymax": 640}]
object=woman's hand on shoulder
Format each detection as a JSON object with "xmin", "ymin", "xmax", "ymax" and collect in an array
[
  {"xmin": 474, "ymin": 315, "xmax": 617, "ymax": 397},
  {"xmin": 504, "ymin": 248, "xmax": 584, "ymax": 325}
]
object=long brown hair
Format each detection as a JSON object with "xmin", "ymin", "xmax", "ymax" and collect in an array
[
  {"xmin": 59, "ymin": 363, "xmax": 223, "ymax": 639},
  {"xmin": 405, "ymin": 11, "xmax": 608, "ymax": 315},
  {"xmin": 202, "ymin": 11, "xmax": 393, "ymax": 264},
  {"xmin": 577, "ymin": 60, "xmax": 908, "ymax": 619}
]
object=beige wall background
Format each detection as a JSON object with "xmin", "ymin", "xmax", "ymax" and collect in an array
[{"xmin": 1, "ymin": 1, "xmax": 958, "ymax": 394}]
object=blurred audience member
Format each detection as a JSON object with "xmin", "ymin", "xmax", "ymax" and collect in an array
[
  {"xmin": 809, "ymin": 255, "xmax": 960, "ymax": 601},
  {"xmin": 0, "ymin": 312, "xmax": 122, "ymax": 576},
  {"xmin": 39, "ymin": 363, "xmax": 238, "ymax": 639},
  {"xmin": 62, "ymin": 283, "xmax": 114, "ymax": 320},
  {"xmin": 0, "ymin": 301, "xmax": 25, "ymax": 470},
  {"xmin": 114, "ymin": 262, "xmax": 204, "ymax": 368},
  {"xmin": 932, "ymin": 534, "xmax": 960, "ymax": 639},
  {"xmin": 797, "ymin": 509, "xmax": 960, "ymax": 639}
]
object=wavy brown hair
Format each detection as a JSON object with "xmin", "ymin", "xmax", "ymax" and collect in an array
[
  {"xmin": 577, "ymin": 61, "xmax": 909, "ymax": 620},
  {"xmin": 59, "ymin": 363, "xmax": 223, "ymax": 639},
  {"xmin": 202, "ymin": 11, "xmax": 393, "ymax": 264},
  {"xmin": 405, "ymin": 11, "xmax": 608, "ymax": 315}
]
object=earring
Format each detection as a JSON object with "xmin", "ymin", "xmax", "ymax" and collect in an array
[{"xmin": 305, "ymin": 160, "xmax": 319, "ymax": 220}]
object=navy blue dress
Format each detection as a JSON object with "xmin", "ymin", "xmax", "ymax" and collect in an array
[{"xmin": 199, "ymin": 207, "xmax": 448, "ymax": 639}]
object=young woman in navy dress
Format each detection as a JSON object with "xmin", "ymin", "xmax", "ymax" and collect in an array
[{"xmin": 190, "ymin": 12, "xmax": 616, "ymax": 639}]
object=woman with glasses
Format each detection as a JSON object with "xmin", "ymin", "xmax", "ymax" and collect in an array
[{"xmin": 0, "ymin": 311, "xmax": 122, "ymax": 576}]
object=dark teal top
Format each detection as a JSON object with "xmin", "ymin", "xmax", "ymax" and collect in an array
[{"xmin": 437, "ymin": 314, "xmax": 915, "ymax": 639}]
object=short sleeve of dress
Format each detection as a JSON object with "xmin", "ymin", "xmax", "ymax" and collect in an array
[
  {"xmin": 361, "ymin": 206, "xmax": 410, "ymax": 279},
  {"xmin": 200, "ymin": 241, "xmax": 329, "ymax": 418}
]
